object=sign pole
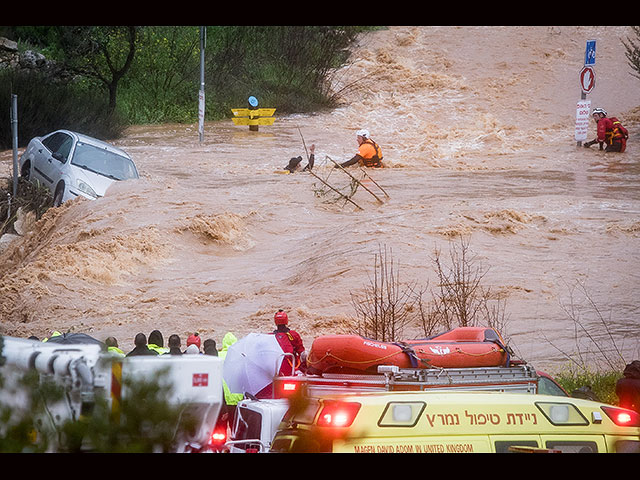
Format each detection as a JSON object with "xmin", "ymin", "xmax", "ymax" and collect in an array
[
  {"xmin": 198, "ymin": 26, "xmax": 206, "ymax": 143},
  {"xmin": 11, "ymin": 94, "xmax": 18, "ymax": 198},
  {"xmin": 575, "ymin": 40, "xmax": 596, "ymax": 147}
]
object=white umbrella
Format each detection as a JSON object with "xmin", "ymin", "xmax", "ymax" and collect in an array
[{"xmin": 222, "ymin": 333, "xmax": 285, "ymax": 395}]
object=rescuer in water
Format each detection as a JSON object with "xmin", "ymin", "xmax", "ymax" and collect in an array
[
  {"xmin": 337, "ymin": 129, "xmax": 384, "ymax": 168},
  {"xmin": 583, "ymin": 108, "xmax": 629, "ymax": 152}
]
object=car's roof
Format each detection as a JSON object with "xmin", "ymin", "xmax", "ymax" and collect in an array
[{"xmin": 51, "ymin": 129, "xmax": 130, "ymax": 158}]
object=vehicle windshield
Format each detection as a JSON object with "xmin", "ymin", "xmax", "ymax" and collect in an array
[{"xmin": 71, "ymin": 142, "xmax": 138, "ymax": 181}]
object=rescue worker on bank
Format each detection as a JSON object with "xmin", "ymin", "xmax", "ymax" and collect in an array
[
  {"xmin": 616, "ymin": 360, "xmax": 640, "ymax": 414},
  {"xmin": 337, "ymin": 129, "xmax": 384, "ymax": 168},
  {"xmin": 105, "ymin": 336, "xmax": 125, "ymax": 356},
  {"xmin": 583, "ymin": 108, "xmax": 629, "ymax": 152},
  {"xmin": 218, "ymin": 332, "xmax": 244, "ymax": 429},
  {"xmin": 148, "ymin": 330, "xmax": 169, "ymax": 355},
  {"xmin": 272, "ymin": 309, "xmax": 306, "ymax": 376},
  {"xmin": 256, "ymin": 310, "xmax": 307, "ymax": 399}
]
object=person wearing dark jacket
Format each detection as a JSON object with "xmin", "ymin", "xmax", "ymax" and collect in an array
[
  {"xmin": 167, "ymin": 334, "xmax": 183, "ymax": 355},
  {"xmin": 616, "ymin": 360, "xmax": 640, "ymax": 414},
  {"xmin": 203, "ymin": 339, "xmax": 218, "ymax": 356},
  {"xmin": 284, "ymin": 144, "xmax": 315, "ymax": 173},
  {"xmin": 126, "ymin": 333, "xmax": 158, "ymax": 357}
]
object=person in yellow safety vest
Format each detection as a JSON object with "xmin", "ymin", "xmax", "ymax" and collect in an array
[
  {"xmin": 219, "ymin": 332, "xmax": 244, "ymax": 406},
  {"xmin": 219, "ymin": 332, "xmax": 244, "ymax": 429},
  {"xmin": 147, "ymin": 329, "xmax": 169, "ymax": 355},
  {"xmin": 105, "ymin": 336, "xmax": 125, "ymax": 356},
  {"xmin": 42, "ymin": 331, "xmax": 62, "ymax": 342},
  {"xmin": 337, "ymin": 129, "xmax": 384, "ymax": 168}
]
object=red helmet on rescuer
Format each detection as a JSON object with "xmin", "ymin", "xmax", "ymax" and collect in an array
[
  {"xmin": 187, "ymin": 333, "xmax": 201, "ymax": 349},
  {"xmin": 274, "ymin": 309, "xmax": 288, "ymax": 325}
]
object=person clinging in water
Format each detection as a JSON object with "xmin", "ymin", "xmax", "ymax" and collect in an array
[
  {"xmin": 284, "ymin": 144, "xmax": 315, "ymax": 173},
  {"xmin": 583, "ymin": 108, "xmax": 629, "ymax": 152},
  {"xmin": 337, "ymin": 129, "xmax": 383, "ymax": 168}
]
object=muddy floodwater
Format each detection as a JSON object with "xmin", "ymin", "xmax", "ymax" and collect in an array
[{"xmin": 1, "ymin": 26, "xmax": 639, "ymax": 371}]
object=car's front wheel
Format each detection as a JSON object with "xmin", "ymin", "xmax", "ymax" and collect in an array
[{"xmin": 20, "ymin": 160, "xmax": 31, "ymax": 181}]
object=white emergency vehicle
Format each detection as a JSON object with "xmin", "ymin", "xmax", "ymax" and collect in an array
[{"xmin": 0, "ymin": 335, "xmax": 224, "ymax": 452}]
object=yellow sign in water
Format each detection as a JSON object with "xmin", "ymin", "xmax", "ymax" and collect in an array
[{"xmin": 231, "ymin": 108, "xmax": 276, "ymax": 130}]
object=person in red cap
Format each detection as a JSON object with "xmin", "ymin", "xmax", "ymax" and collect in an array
[
  {"xmin": 186, "ymin": 332, "xmax": 201, "ymax": 353},
  {"xmin": 272, "ymin": 309, "xmax": 306, "ymax": 376}
]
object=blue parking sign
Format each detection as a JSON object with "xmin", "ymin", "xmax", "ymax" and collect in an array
[{"xmin": 584, "ymin": 40, "xmax": 596, "ymax": 66}]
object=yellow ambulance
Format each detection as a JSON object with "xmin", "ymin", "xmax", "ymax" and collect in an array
[{"xmin": 270, "ymin": 390, "xmax": 640, "ymax": 453}]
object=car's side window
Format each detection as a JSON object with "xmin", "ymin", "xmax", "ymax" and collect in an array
[
  {"xmin": 41, "ymin": 132, "xmax": 72, "ymax": 163},
  {"xmin": 55, "ymin": 135, "xmax": 73, "ymax": 163},
  {"xmin": 42, "ymin": 133, "xmax": 65, "ymax": 153}
]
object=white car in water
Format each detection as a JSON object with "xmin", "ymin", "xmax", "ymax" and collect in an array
[{"xmin": 19, "ymin": 129, "xmax": 139, "ymax": 206}]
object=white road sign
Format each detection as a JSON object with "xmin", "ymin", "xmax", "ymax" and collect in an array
[
  {"xmin": 575, "ymin": 99, "xmax": 591, "ymax": 141},
  {"xmin": 198, "ymin": 90, "xmax": 205, "ymax": 138}
]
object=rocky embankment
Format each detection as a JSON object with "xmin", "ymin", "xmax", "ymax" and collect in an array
[{"xmin": 0, "ymin": 36, "xmax": 73, "ymax": 80}]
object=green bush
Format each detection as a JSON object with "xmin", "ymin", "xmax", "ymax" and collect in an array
[
  {"xmin": 553, "ymin": 368, "xmax": 622, "ymax": 406},
  {"xmin": 0, "ymin": 70, "xmax": 125, "ymax": 149},
  {"xmin": 2, "ymin": 26, "xmax": 377, "ymax": 135}
]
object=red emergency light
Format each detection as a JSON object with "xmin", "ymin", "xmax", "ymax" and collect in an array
[
  {"xmin": 316, "ymin": 400, "xmax": 361, "ymax": 428},
  {"xmin": 274, "ymin": 378, "xmax": 301, "ymax": 398},
  {"xmin": 209, "ymin": 428, "xmax": 227, "ymax": 445},
  {"xmin": 601, "ymin": 406, "xmax": 640, "ymax": 427}
]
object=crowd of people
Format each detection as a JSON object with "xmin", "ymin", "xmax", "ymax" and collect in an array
[{"xmin": 103, "ymin": 330, "xmax": 219, "ymax": 357}]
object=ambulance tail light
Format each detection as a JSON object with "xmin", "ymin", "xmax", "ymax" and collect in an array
[
  {"xmin": 601, "ymin": 406, "xmax": 640, "ymax": 427},
  {"xmin": 209, "ymin": 427, "xmax": 227, "ymax": 445},
  {"xmin": 275, "ymin": 379, "xmax": 301, "ymax": 398},
  {"xmin": 316, "ymin": 400, "xmax": 361, "ymax": 428}
]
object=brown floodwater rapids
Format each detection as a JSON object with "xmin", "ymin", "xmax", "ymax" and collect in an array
[{"xmin": 1, "ymin": 26, "xmax": 639, "ymax": 372}]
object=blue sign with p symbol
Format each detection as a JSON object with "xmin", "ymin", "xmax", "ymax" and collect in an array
[{"xmin": 584, "ymin": 40, "xmax": 596, "ymax": 66}]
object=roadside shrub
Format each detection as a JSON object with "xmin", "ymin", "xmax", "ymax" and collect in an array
[
  {"xmin": 0, "ymin": 176, "xmax": 52, "ymax": 237},
  {"xmin": 0, "ymin": 70, "xmax": 125, "ymax": 149},
  {"xmin": 554, "ymin": 368, "xmax": 622, "ymax": 406}
]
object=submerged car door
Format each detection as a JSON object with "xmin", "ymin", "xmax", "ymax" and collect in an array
[{"xmin": 33, "ymin": 132, "xmax": 73, "ymax": 189}]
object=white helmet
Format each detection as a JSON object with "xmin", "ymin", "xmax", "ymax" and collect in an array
[
  {"xmin": 356, "ymin": 129, "xmax": 370, "ymax": 139},
  {"xmin": 592, "ymin": 107, "xmax": 607, "ymax": 116}
]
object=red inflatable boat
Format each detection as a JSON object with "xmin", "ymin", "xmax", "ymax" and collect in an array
[{"xmin": 307, "ymin": 327, "xmax": 509, "ymax": 374}]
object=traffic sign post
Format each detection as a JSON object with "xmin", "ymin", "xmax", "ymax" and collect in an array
[
  {"xmin": 576, "ymin": 40, "xmax": 596, "ymax": 146},
  {"xmin": 198, "ymin": 26, "xmax": 206, "ymax": 142},
  {"xmin": 579, "ymin": 66, "xmax": 596, "ymax": 94},
  {"xmin": 584, "ymin": 40, "xmax": 596, "ymax": 66}
]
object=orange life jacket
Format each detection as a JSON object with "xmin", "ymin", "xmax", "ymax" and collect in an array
[
  {"xmin": 360, "ymin": 138, "xmax": 384, "ymax": 168},
  {"xmin": 607, "ymin": 117, "xmax": 628, "ymax": 152}
]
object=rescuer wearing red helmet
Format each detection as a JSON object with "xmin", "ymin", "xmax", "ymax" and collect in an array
[
  {"xmin": 272, "ymin": 309, "xmax": 306, "ymax": 376},
  {"xmin": 583, "ymin": 108, "xmax": 629, "ymax": 152}
]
